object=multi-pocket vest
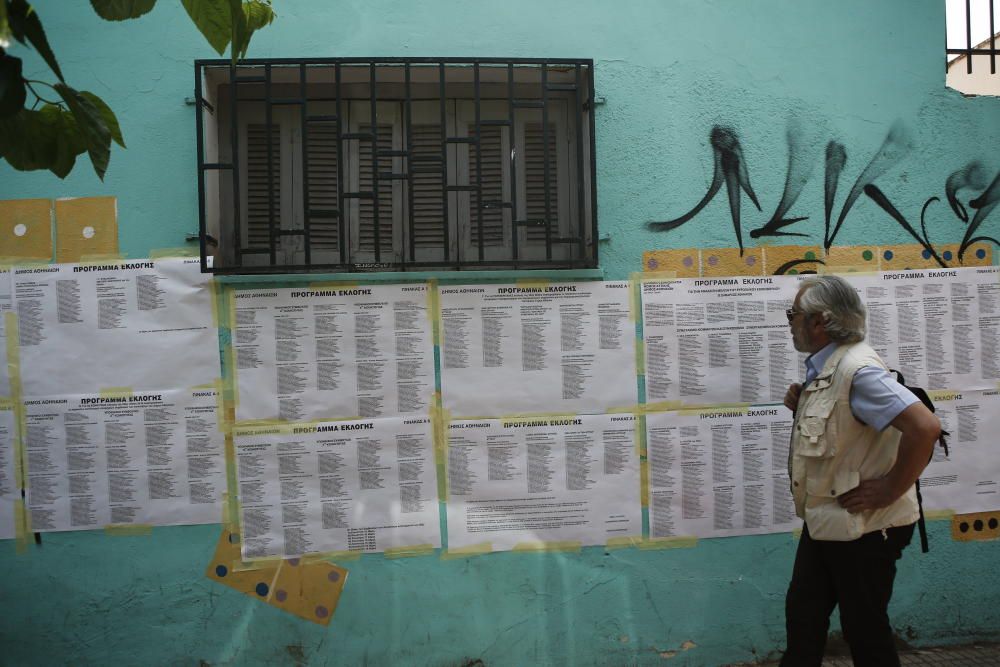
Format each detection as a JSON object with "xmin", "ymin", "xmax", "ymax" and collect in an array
[{"xmin": 791, "ymin": 342, "xmax": 920, "ymax": 541}]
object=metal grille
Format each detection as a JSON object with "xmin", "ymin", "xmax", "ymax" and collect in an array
[
  {"xmin": 947, "ymin": 0, "xmax": 1000, "ymax": 74},
  {"xmin": 195, "ymin": 58, "xmax": 598, "ymax": 274}
]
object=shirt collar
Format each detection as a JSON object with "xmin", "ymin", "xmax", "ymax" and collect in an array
[{"xmin": 804, "ymin": 342, "xmax": 838, "ymax": 384}]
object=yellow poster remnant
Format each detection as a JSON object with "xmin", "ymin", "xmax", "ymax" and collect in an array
[
  {"xmin": 55, "ymin": 197, "xmax": 118, "ymax": 262},
  {"xmin": 0, "ymin": 198, "xmax": 52, "ymax": 261}
]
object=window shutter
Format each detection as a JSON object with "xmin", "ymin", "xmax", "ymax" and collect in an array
[
  {"xmin": 304, "ymin": 121, "xmax": 339, "ymax": 251},
  {"xmin": 245, "ymin": 124, "xmax": 281, "ymax": 249},
  {"xmin": 523, "ymin": 122, "xmax": 558, "ymax": 242},
  {"xmin": 468, "ymin": 125, "xmax": 505, "ymax": 247},
  {"xmin": 409, "ymin": 124, "xmax": 446, "ymax": 248},
  {"xmin": 358, "ymin": 124, "xmax": 395, "ymax": 253}
]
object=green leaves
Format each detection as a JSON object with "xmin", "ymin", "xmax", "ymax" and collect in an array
[
  {"xmin": 181, "ymin": 0, "xmax": 232, "ymax": 55},
  {"xmin": 89, "ymin": 0, "xmax": 158, "ymax": 21},
  {"xmin": 7, "ymin": 0, "xmax": 63, "ymax": 81},
  {"xmin": 182, "ymin": 0, "xmax": 274, "ymax": 60},
  {"xmin": 0, "ymin": 52, "xmax": 26, "ymax": 117},
  {"xmin": 0, "ymin": 104, "xmax": 86, "ymax": 177},
  {"xmin": 55, "ymin": 83, "xmax": 113, "ymax": 179}
]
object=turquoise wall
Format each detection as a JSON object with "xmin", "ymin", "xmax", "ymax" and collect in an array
[{"xmin": 3, "ymin": 1, "xmax": 1000, "ymax": 664}]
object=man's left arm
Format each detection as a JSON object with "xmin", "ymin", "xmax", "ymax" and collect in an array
[{"xmin": 837, "ymin": 401, "xmax": 941, "ymax": 514}]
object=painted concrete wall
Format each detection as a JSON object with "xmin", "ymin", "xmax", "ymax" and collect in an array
[{"xmin": 2, "ymin": 1, "xmax": 1000, "ymax": 665}]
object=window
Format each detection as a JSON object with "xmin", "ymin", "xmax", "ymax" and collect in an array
[
  {"xmin": 945, "ymin": 0, "xmax": 1000, "ymax": 95},
  {"xmin": 196, "ymin": 59, "xmax": 597, "ymax": 273}
]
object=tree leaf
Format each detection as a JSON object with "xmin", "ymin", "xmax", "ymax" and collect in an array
[
  {"xmin": 80, "ymin": 90, "xmax": 124, "ymax": 147},
  {"xmin": 89, "ymin": 0, "xmax": 158, "ymax": 21},
  {"xmin": 39, "ymin": 104, "xmax": 86, "ymax": 177},
  {"xmin": 237, "ymin": 0, "xmax": 274, "ymax": 59},
  {"xmin": 228, "ymin": 0, "xmax": 248, "ymax": 62},
  {"xmin": 55, "ymin": 83, "xmax": 112, "ymax": 179},
  {"xmin": 7, "ymin": 0, "xmax": 64, "ymax": 81},
  {"xmin": 0, "ymin": 53, "xmax": 27, "ymax": 118},
  {"xmin": 0, "ymin": 2, "xmax": 11, "ymax": 48},
  {"xmin": 181, "ymin": 0, "xmax": 231, "ymax": 55}
]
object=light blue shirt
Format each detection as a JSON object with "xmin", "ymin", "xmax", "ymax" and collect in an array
[{"xmin": 804, "ymin": 342, "xmax": 919, "ymax": 432}]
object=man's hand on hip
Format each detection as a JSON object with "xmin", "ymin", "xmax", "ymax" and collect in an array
[
  {"xmin": 837, "ymin": 478, "xmax": 896, "ymax": 513},
  {"xmin": 784, "ymin": 383, "xmax": 802, "ymax": 412}
]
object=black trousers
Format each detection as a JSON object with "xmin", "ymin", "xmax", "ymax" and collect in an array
[{"xmin": 779, "ymin": 522, "xmax": 915, "ymax": 667}]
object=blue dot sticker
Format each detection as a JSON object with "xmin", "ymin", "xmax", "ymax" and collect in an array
[
  {"xmin": 255, "ymin": 582, "xmax": 269, "ymax": 597},
  {"xmin": 922, "ymin": 249, "xmax": 931, "ymax": 259},
  {"xmin": 977, "ymin": 249, "xmax": 987, "ymax": 259},
  {"xmin": 883, "ymin": 250, "xmax": 893, "ymax": 261},
  {"xmin": 943, "ymin": 250, "xmax": 953, "ymax": 261},
  {"xmin": 215, "ymin": 565, "xmax": 228, "ymax": 577}
]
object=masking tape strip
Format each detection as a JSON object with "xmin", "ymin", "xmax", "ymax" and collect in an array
[
  {"xmin": 924, "ymin": 509, "xmax": 955, "ymax": 521},
  {"xmin": 514, "ymin": 278, "xmax": 551, "ymax": 289},
  {"xmin": 14, "ymin": 499, "xmax": 29, "ymax": 554},
  {"xmin": 223, "ymin": 436, "xmax": 241, "ymax": 536},
  {"xmin": 433, "ymin": 399, "xmax": 450, "ymax": 502},
  {"xmin": 639, "ymin": 401, "xmax": 685, "ymax": 414},
  {"xmin": 637, "ymin": 536, "xmax": 698, "ymax": 550},
  {"xmin": 640, "ymin": 459, "xmax": 650, "ymax": 509},
  {"xmin": 104, "ymin": 523, "xmax": 154, "ymax": 536},
  {"xmin": 511, "ymin": 540, "xmax": 582, "ymax": 553},
  {"xmin": 817, "ymin": 265, "xmax": 880, "ymax": 277},
  {"xmin": 306, "ymin": 281, "xmax": 360, "ymax": 290},
  {"xmin": 77, "ymin": 253, "xmax": 126, "ymax": 265},
  {"xmin": 427, "ymin": 279, "xmax": 441, "ymax": 346},
  {"xmin": 384, "ymin": 544, "xmax": 436, "ymax": 559},
  {"xmin": 440, "ymin": 542, "xmax": 493, "ymax": 559},
  {"xmin": 149, "ymin": 247, "xmax": 199, "ymax": 259},
  {"xmin": 99, "ymin": 387, "xmax": 133, "ymax": 399},
  {"xmin": 222, "ymin": 286, "xmax": 239, "ymax": 416},
  {"xmin": 606, "ymin": 535, "xmax": 645, "ymax": 550},
  {"xmin": 636, "ymin": 414, "xmax": 646, "ymax": 458},
  {"xmin": 6, "ymin": 311, "xmax": 30, "ymax": 551},
  {"xmin": 634, "ymin": 270, "xmax": 678, "ymax": 282},
  {"xmin": 0, "ymin": 258, "xmax": 50, "ymax": 270},
  {"xmin": 208, "ymin": 276, "xmax": 223, "ymax": 329}
]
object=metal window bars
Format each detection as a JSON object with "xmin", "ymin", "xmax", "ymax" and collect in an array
[
  {"xmin": 947, "ymin": 0, "xmax": 999, "ymax": 74},
  {"xmin": 195, "ymin": 58, "xmax": 598, "ymax": 274}
]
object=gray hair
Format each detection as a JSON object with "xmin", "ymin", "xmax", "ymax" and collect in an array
[{"xmin": 797, "ymin": 275, "xmax": 866, "ymax": 343}]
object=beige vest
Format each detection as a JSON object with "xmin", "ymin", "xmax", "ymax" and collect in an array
[{"xmin": 791, "ymin": 342, "xmax": 919, "ymax": 540}]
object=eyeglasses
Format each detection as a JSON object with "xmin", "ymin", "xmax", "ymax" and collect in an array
[{"xmin": 785, "ymin": 308, "xmax": 803, "ymax": 323}]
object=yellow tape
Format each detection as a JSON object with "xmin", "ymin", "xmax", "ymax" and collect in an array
[
  {"xmin": 306, "ymin": 281, "xmax": 360, "ymax": 290},
  {"xmin": 927, "ymin": 390, "xmax": 961, "ymax": 403},
  {"xmin": 817, "ymin": 265, "xmax": 880, "ymax": 277},
  {"xmin": 628, "ymin": 275, "xmax": 640, "ymax": 323},
  {"xmin": 635, "ymin": 340, "xmax": 645, "ymax": 377},
  {"xmin": 637, "ymin": 536, "xmax": 698, "ymax": 550},
  {"xmin": 432, "ymin": 398, "xmax": 450, "ymax": 502},
  {"xmin": 384, "ymin": 544, "xmax": 436, "ymax": 559},
  {"xmin": 223, "ymin": 286, "xmax": 239, "ymax": 415},
  {"xmin": 208, "ymin": 276, "xmax": 223, "ymax": 330},
  {"xmin": 606, "ymin": 535, "xmax": 645, "ymax": 550},
  {"xmin": 924, "ymin": 509, "xmax": 955, "ymax": 521},
  {"xmin": 0, "ymin": 258, "xmax": 49, "ymax": 270},
  {"xmin": 104, "ymin": 524, "xmax": 153, "ymax": 536},
  {"xmin": 635, "ymin": 414, "xmax": 646, "ymax": 458},
  {"xmin": 223, "ymin": 438, "xmax": 240, "ymax": 536},
  {"xmin": 149, "ymin": 247, "xmax": 199, "ymax": 259},
  {"xmin": 427, "ymin": 279, "xmax": 440, "ymax": 346},
  {"xmin": 640, "ymin": 458, "xmax": 650, "ymax": 508},
  {"xmin": 14, "ymin": 499, "xmax": 29, "ymax": 555},
  {"xmin": 511, "ymin": 540, "xmax": 581, "ymax": 553},
  {"xmin": 6, "ymin": 312, "xmax": 27, "ymax": 493},
  {"xmin": 440, "ymin": 542, "xmax": 493, "ymax": 559},
  {"xmin": 0, "ymin": 398, "xmax": 12, "ymax": 410},
  {"xmin": 675, "ymin": 404, "xmax": 751, "ymax": 417},
  {"xmin": 99, "ymin": 387, "xmax": 133, "ymax": 399},
  {"xmin": 316, "ymin": 550, "xmax": 362, "ymax": 562},
  {"xmin": 640, "ymin": 401, "xmax": 685, "ymax": 414},
  {"xmin": 791, "ymin": 527, "xmax": 803, "ymax": 540},
  {"xmin": 513, "ymin": 278, "xmax": 551, "ymax": 289},
  {"xmin": 77, "ymin": 253, "xmax": 126, "ymax": 265}
]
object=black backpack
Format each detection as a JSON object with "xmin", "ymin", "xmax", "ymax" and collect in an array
[{"xmin": 889, "ymin": 369, "xmax": 950, "ymax": 553}]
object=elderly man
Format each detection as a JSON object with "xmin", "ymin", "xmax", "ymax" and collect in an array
[{"xmin": 780, "ymin": 275, "xmax": 941, "ymax": 667}]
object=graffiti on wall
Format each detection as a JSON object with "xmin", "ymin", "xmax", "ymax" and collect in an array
[{"xmin": 648, "ymin": 122, "xmax": 1000, "ymax": 270}]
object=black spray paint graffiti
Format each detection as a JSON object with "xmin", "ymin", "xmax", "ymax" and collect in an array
[{"xmin": 648, "ymin": 122, "xmax": 1000, "ymax": 270}]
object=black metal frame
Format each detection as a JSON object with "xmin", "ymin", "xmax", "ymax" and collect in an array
[
  {"xmin": 195, "ymin": 58, "xmax": 598, "ymax": 274},
  {"xmin": 947, "ymin": 0, "xmax": 999, "ymax": 74}
]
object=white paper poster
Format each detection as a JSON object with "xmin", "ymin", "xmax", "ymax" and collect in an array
[
  {"xmin": 0, "ymin": 409, "xmax": 16, "ymax": 540},
  {"xmin": 439, "ymin": 282, "xmax": 637, "ymax": 417},
  {"xmin": 235, "ymin": 417, "xmax": 440, "ymax": 558},
  {"xmin": 646, "ymin": 407, "xmax": 801, "ymax": 539},
  {"xmin": 446, "ymin": 413, "xmax": 641, "ymax": 551},
  {"xmin": 12, "ymin": 258, "xmax": 219, "ymax": 398},
  {"xmin": 641, "ymin": 275, "xmax": 804, "ymax": 407},
  {"xmin": 25, "ymin": 388, "xmax": 225, "ymax": 531},
  {"xmin": 920, "ymin": 389, "xmax": 1000, "ymax": 514},
  {"xmin": 232, "ymin": 284, "xmax": 435, "ymax": 423},
  {"xmin": 1, "ymin": 269, "xmax": 11, "ymax": 398},
  {"xmin": 852, "ymin": 267, "xmax": 1000, "ymax": 391}
]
